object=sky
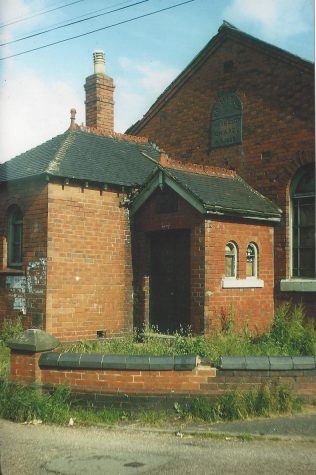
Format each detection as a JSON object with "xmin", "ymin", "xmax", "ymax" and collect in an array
[{"xmin": 0, "ymin": 0, "xmax": 314, "ymax": 163}]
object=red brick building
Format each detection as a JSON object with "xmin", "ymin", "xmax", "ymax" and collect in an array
[
  {"xmin": 128, "ymin": 21, "xmax": 315, "ymax": 317},
  {"xmin": 0, "ymin": 24, "xmax": 314, "ymax": 341}
]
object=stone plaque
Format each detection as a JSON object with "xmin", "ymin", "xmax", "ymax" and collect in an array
[{"xmin": 211, "ymin": 93, "xmax": 242, "ymax": 148}]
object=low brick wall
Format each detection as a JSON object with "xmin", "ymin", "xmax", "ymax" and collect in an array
[{"xmin": 8, "ymin": 350, "xmax": 316, "ymax": 410}]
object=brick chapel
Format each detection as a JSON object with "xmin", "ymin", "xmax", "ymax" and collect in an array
[{"xmin": 0, "ymin": 22, "xmax": 314, "ymax": 341}]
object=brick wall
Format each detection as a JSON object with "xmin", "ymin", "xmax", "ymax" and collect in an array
[
  {"xmin": 204, "ymin": 218, "xmax": 274, "ymax": 333},
  {"xmin": 9, "ymin": 351, "xmax": 316, "ymax": 403},
  {"xmin": 133, "ymin": 187, "xmax": 275, "ymax": 333},
  {"xmin": 132, "ymin": 37, "xmax": 315, "ymax": 315},
  {"xmin": 0, "ymin": 179, "xmax": 48, "ymax": 329},
  {"xmin": 46, "ymin": 182, "xmax": 133, "ymax": 341}
]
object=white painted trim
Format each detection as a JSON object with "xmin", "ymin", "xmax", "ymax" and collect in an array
[
  {"xmin": 222, "ymin": 277, "xmax": 264, "ymax": 288},
  {"xmin": 280, "ymin": 279, "xmax": 316, "ymax": 293}
]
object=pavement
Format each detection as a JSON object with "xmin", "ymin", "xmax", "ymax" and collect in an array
[
  {"xmin": 124, "ymin": 407, "xmax": 316, "ymax": 440},
  {"xmin": 2, "ymin": 415, "xmax": 316, "ymax": 475}
]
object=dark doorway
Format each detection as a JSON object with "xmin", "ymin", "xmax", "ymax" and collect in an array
[{"xmin": 149, "ymin": 230, "xmax": 190, "ymax": 333}]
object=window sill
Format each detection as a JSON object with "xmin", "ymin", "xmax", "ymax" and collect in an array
[
  {"xmin": 280, "ymin": 279, "xmax": 316, "ymax": 293},
  {"xmin": 222, "ymin": 278, "xmax": 264, "ymax": 289},
  {"xmin": 0, "ymin": 268, "xmax": 25, "ymax": 276}
]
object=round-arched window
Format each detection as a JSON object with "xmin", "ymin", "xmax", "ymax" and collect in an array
[
  {"xmin": 246, "ymin": 243, "xmax": 258, "ymax": 278},
  {"xmin": 225, "ymin": 242, "xmax": 237, "ymax": 277}
]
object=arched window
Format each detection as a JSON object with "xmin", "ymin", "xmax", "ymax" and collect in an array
[
  {"xmin": 291, "ymin": 164, "xmax": 315, "ymax": 278},
  {"xmin": 225, "ymin": 242, "xmax": 237, "ymax": 277},
  {"xmin": 7, "ymin": 206, "xmax": 23, "ymax": 268},
  {"xmin": 246, "ymin": 243, "xmax": 258, "ymax": 278}
]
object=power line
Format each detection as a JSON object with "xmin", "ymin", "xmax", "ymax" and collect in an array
[
  {"xmin": 0, "ymin": 0, "xmax": 85, "ymax": 29},
  {"xmin": 1, "ymin": 0, "xmax": 151, "ymax": 47},
  {"xmin": 20, "ymin": 1, "xmax": 133, "ymax": 37},
  {"xmin": 0, "ymin": 0, "xmax": 196, "ymax": 61}
]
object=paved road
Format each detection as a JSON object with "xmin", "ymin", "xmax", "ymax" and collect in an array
[{"xmin": 1, "ymin": 418, "xmax": 316, "ymax": 475}]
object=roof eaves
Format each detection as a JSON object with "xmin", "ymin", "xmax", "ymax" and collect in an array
[{"xmin": 204, "ymin": 204, "xmax": 281, "ymax": 222}]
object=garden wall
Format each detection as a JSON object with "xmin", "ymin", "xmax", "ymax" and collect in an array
[{"xmin": 9, "ymin": 348, "xmax": 316, "ymax": 411}]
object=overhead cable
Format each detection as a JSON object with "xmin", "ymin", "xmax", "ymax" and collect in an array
[
  {"xmin": 0, "ymin": 0, "xmax": 85, "ymax": 29},
  {"xmin": 0, "ymin": 0, "xmax": 196, "ymax": 61},
  {"xmin": 1, "ymin": 0, "xmax": 151, "ymax": 46}
]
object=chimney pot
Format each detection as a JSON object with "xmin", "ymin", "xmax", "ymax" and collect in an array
[{"xmin": 93, "ymin": 50, "xmax": 105, "ymax": 74}]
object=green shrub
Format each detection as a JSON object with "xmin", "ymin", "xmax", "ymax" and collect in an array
[
  {"xmin": 258, "ymin": 303, "xmax": 316, "ymax": 356},
  {"xmin": 0, "ymin": 317, "xmax": 23, "ymax": 343}
]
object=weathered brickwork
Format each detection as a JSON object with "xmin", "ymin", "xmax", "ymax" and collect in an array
[
  {"xmin": 0, "ymin": 179, "xmax": 48, "ymax": 329},
  {"xmin": 204, "ymin": 218, "xmax": 274, "ymax": 333},
  {"xmin": 131, "ymin": 36, "xmax": 315, "ymax": 316},
  {"xmin": 10, "ymin": 351, "xmax": 316, "ymax": 402},
  {"xmin": 46, "ymin": 182, "xmax": 133, "ymax": 341},
  {"xmin": 133, "ymin": 188, "xmax": 275, "ymax": 333},
  {"xmin": 0, "ymin": 180, "xmax": 133, "ymax": 340},
  {"xmin": 84, "ymin": 73, "xmax": 115, "ymax": 131}
]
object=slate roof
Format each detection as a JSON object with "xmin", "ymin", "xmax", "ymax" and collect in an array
[
  {"xmin": 165, "ymin": 167, "xmax": 281, "ymax": 220},
  {"xmin": 127, "ymin": 21, "xmax": 313, "ymax": 135},
  {"xmin": 0, "ymin": 128, "xmax": 159, "ymax": 187},
  {"xmin": 0, "ymin": 126, "xmax": 281, "ymax": 221}
]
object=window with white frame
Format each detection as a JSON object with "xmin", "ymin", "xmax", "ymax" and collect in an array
[
  {"xmin": 225, "ymin": 241, "xmax": 237, "ymax": 277},
  {"xmin": 291, "ymin": 164, "xmax": 315, "ymax": 278},
  {"xmin": 246, "ymin": 242, "xmax": 258, "ymax": 278}
]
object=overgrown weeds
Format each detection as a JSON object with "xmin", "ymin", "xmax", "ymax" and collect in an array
[
  {"xmin": 181, "ymin": 382, "xmax": 302, "ymax": 422},
  {"xmin": 0, "ymin": 316, "xmax": 23, "ymax": 343},
  {"xmin": 0, "ymin": 380, "xmax": 128, "ymax": 425},
  {"xmin": 0, "ymin": 380, "xmax": 302, "ymax": 425},
  {"xmin": 62, "ymin": 303, "xmax": 316, "ymax": 362}
]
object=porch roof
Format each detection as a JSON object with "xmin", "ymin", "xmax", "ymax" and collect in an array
[{"xmin": 130, "ymin": 166, "xmax": 282, "ymax": 222}]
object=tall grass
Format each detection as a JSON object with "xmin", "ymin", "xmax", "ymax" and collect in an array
[
  {"xmin": 183, "ymin": 382, "xmax": 302, "ymax": 422},
  {"xmin": 0, "ymin": 379, "xmax": 301, "ymax": 425},
  {"xmin": 63, "ymin": 303, "xmax": 316, "ymax": 361}
]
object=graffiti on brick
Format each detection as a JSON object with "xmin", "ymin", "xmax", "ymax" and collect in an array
[
  {"xmin": 6, "ymin": 258, "xmax": 47, "ymax": 313},
  {"xmin": 211, "ymin": 93, "xmax": 242, "ymax": 148}
]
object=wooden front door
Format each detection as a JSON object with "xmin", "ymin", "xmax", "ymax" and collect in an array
[{"xmin": 149, "ymin": 230, "xmax": 190, "ymax": 333}]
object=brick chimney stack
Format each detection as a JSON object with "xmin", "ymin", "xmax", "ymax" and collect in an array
[{"xmin": 84, "ymin": 51, "xmax": 115, "ymax": 132}]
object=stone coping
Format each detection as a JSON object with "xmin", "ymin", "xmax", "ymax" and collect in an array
[
  {"xmin": 7, "ymin": 329, "xmax": 59, "ymax": 352},
  {"xmin": 39, "ymin": 353, "xmax": 199, "ymax": 371},
  {"xmin": 220, "ymin": 356, "xmax": 316, "ymax": 370}
]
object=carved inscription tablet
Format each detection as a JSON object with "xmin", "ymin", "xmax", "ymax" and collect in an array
[{"xmin": 211, "ymin": 93, "xmax": 242, "ymax": 148}]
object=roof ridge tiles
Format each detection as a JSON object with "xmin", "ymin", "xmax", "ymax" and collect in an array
[
  {"xmin": 159, "ymin": 152, "xmax": 235, "ymax": 178},
  {"xmin": 78, "ymin": 125, "xmax": 149, "ymax": 144}
]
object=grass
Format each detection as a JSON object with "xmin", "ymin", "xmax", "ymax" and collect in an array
[
  {"xmin": 61, "ymin": 303, "xmax": 316, "ymax": 363},
  {"xmin": 181, "ymin": 383, "xmax": 303, "ymax": 422},
  {"xmin": 0, "ymin": 379, "xmax": 303, "ymax": 426},
  {"xmin": 0, "ymin": 303, "xmax": 314, "ymax": 426}
]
